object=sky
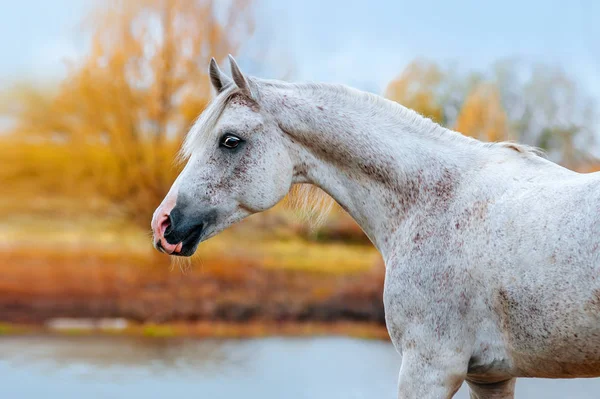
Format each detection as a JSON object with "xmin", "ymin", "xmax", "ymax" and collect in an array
[{"xmin": 0, "ymin": 0, "xmax": 599, "ymax": 97}]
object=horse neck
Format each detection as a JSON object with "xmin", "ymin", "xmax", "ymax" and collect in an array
[{"xmin": 261, "ymin": 82, "xmax": 482, "ymax": 257}]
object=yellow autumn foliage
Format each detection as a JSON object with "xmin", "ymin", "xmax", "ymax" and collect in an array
[
  {"xmin": 384, "ymin": 60, "xmax": 444, "ymax": 124},
  {"xmin": 6, "ymin": 0, "xmax": 254, "ymax": 226},
  {"xmin": 454, "ymin": 82, "xmax": 508, "ymax": 142}
]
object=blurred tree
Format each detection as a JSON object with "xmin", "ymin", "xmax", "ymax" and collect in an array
[
  {"xmin": 9, "ymin": 0, "xmax": 255, "ymax": 225},
  {"xmin": 384, "ymin": 60, "xmax": 483, "ymax": 128},
  {"xmin": 436, "ymin": 67, "xmax": 482, "ymax": 128},
  {"xmin": 384, "ymin": 60, "xmax": 445, "ymax": 124},
  {"xmin": 454, "ymin": 82, "xmax": 508, "ymax": 142},
  {"xmin": 492, "ymin": 60, "xmax": 597, "ymax": 168},
  {"xmin": 522, "ymin": 66, "xmax": 596, "ymax": 168},
  {"xmin": 385, "ymin": 58, "xmax": 597, "ymax": 168}
]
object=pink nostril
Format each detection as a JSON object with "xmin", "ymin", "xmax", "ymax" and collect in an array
[{"xmin": 159, "ymin": 214, "xmax": 171, "ymax": 237}]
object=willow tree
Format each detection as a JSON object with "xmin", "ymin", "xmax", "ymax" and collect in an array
[{"xmin": 11, "ymin": 0, "xmax": 255, "ymax": 225}]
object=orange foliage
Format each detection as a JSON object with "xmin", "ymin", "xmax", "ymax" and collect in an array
[
  {"xmin": 385, "ymin": 60, "xmax": 444, "ymax": 124},
  {"xmin": 454, "ymin": 82, "xmax": 508, "ymax": 142},
  {"xmin": 8, "ymin": 0, "xmax": 254, "ymax": 225}
]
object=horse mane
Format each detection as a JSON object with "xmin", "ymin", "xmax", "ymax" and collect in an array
[
  {"xmin": 361, "ymin": 87, "xmax": 545, "ymax": 159},
  {"xmin": 484, "ymin": 141, "xmax": 545, "ymax": 157},
  {"xmin": 286, "ymin": 183, "xmax": 335, "ymax": 227}
]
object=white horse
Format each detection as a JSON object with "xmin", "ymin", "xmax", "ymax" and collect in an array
[{"xmin": 151, "ymin": 56, "xmax": 600, "ymax": 398}]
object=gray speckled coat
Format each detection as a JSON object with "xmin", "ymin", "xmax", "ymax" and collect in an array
[{"xmin": 152, "ymin": 57, "xmax": 600, "ymax": 398}]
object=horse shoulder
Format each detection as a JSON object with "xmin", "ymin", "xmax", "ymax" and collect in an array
[{"xmin": 383, "ymin": 246, "xmax": 482, "ymax": 344}]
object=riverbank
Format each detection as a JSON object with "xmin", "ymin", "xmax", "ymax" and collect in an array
[
  {"xmin": 0, "ymin": 319, "xmax": 390, "ymax": 340},
  {"xmin": 0, "ymin": 214, "xmax": 386, "ymax": 333}
]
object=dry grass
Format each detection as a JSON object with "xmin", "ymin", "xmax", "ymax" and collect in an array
[
  {"xmin": 257, "ymin": 239, "xmax": 378, "ymax": 274},
  {"xmin": 2, "ymin": 208, "xmax": 378, "ymax": 275}
]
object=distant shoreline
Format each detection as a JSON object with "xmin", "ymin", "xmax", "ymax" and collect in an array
[{"xmin": 0, "ymin": 319, "xmax": 390, "ymax": 340}]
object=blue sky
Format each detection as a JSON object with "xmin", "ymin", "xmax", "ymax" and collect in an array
[{"xmin": 1, "ymin": 0, "xmax": 598, "ymax": 97}]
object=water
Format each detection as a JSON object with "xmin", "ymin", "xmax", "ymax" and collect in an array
[{"xmin": 0, "ymin": 336, "xmax": 599, "ymax": 398}]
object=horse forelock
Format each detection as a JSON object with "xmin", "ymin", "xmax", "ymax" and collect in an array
[{"xmin": 178, "ymin": 84, "xmax": 241, "ymax": 162}]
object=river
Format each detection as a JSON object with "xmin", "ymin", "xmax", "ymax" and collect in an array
[{"xmin": 0, "ymin": 336, "xmax": 598, "ymax": 398}]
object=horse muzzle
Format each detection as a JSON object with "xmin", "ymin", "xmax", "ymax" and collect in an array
[{"xmin": 152, "ymin": 201, "xmax": 216, "ymax": 257}]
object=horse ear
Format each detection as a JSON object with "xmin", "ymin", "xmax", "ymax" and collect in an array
[
  {"xmin": 209, "ymin": 58, "xmax": 232, "ymax": 93},
  {"xmin": 228, "ymin": 54, "xmax": 253, "ymax": 98}
]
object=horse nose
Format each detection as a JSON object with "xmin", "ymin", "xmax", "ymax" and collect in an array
[{"xmin": 154, "ymin": 213, "xmax": 182, "ymax": 255}]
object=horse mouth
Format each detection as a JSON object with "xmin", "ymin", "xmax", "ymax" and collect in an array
[{"xmin": 170, "ymin": 224, "xmax": 204, "ymax": 257}]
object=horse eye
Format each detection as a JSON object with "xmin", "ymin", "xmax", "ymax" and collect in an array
[{"xmin": 220, "ymin": 134, "xmax": 242, "ymax": 149}]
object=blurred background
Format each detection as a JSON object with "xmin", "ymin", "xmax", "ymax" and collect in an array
[{"xmin": 1, "ymin": 0, "xmax": 600, "ymax": 398}]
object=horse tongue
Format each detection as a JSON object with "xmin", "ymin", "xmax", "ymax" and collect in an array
[{"xmin": 174, "ymin": 242, "xmax": 183, "ymax": 254}]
